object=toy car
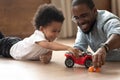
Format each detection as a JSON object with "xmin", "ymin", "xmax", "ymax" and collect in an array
[{"xmin": 65, "ymin": 52, "xmax": 92, "ymax": 68}]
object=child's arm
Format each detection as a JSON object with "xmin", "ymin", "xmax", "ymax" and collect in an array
[
  {"xmin": 36, "ymin": 40, "xmax": 72, "ymax": 51},
  {"xmin": 36, "ymin": 40, "xmax": 79, "ymax": 57}
]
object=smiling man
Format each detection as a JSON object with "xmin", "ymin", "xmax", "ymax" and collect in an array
[{"xmin": 72, "ymin": 0, "xmax": 120, "ymax": 68}]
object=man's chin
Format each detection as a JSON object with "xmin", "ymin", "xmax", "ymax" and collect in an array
[
  {"xmin": 82, "ymin": 29, "xmax": 92, "ymax": 34},
  {"xmin": 82, "ymin": 26, "xmax": 94, "ymax": 34},
  {"xmin": 82, "ymin": 31, "xmax": 90, "ymax": 34}
]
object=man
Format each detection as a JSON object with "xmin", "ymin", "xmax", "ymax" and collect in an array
[{"xmin": 72, "ymin": 0, "xmax": 120, "ymax": 68}]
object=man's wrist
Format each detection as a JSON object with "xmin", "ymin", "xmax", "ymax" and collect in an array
[{"xmin": 100, "ymin": 43, "xmax": 110, "ymax": 53}]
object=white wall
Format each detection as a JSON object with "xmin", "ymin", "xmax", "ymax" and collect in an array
[{"xmin": 51, "ymin": 0, "xmax": 76, "ymax": 38}]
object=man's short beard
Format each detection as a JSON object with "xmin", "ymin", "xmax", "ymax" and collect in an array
[
  {"xmin": 77, "ymin": 22, "xmax": 95, "ymax": 34},
  {"xmin": 78, "ymin": 23, "xmax": 93, "ymax": 34},
  {"xmin": 82, "ymin": 25, "xmax": 94, "ymax": 34}
]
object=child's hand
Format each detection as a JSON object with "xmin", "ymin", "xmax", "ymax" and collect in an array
[
  {"xmin": 39, "ymin": 51, "xmax": 52, "ymax": 64},
  {"xmin": 68, "ymin": 47, "xmax": 81, "ymax": 58}
]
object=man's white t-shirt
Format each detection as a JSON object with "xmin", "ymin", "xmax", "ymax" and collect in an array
[{"xmin": 10, "ymin": 30, "xmax": 50, "ymax": 60}]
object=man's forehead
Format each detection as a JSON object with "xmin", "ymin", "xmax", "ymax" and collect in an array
[
  {"xmin": 72, "ymin": 4, "xmax": 91, "ymax": 15},
  {"xmin": 72, "ymin": 4, "xmax": 90, "ymax": 10}
]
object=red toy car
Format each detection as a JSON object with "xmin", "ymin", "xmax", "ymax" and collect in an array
[{"xmin": 65, "ymin": 52, "xmax": 92, "ymax": 68}]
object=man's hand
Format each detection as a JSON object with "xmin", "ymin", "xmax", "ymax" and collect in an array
[{"xmin": 92, "ymin": 47, "xmax": 106, "ymax": 68}]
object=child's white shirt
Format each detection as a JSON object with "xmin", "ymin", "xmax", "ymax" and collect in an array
[{"xmin": 10, "ymin": 30, "xmax": 50, "ymax": 60}]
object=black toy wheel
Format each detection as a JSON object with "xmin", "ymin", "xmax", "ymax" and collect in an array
[
  {"xmin": 84, "ymin": 59, "xmax": 92, "ymax": 68},
  {"xmin": 65, "ymin": 58, "xmax": 74, "ymax": 68}
]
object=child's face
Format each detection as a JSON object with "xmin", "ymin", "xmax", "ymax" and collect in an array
[{"xmin": 40, "ymin": 21, "xmax": 62, "ymax": 41}]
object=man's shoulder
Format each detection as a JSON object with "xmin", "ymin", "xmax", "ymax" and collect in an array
[
  {"xmin": 97, "ymin": 10, "xmax": 119, "ymax": 19},
  {"xmin": 97, "ymin": 10, "xmax": 120, "ymax": 25}
]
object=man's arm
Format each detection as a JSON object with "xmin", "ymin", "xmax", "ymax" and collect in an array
[
  {"xmin": 106, "ymin": 34, "xmax": 120, "ymax": 50},
  {"xmin": 74, "ymin": 27, "xmax": 88, "ymax": 52},
  {"xmin": 93, "ymin": 34, "xmax": 120, "ymax": 68},
  {"xmin": 93, "ymin": 18, "xmax": 120, "ymax": 68}
]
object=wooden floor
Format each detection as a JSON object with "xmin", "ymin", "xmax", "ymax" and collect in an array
[{"xmin": 0, "ymin": 38, "xmax": 120, "ymax": 80}]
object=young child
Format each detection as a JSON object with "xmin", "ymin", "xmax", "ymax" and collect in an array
[{"xmin": 0, "ymin": 4, "xmax": 79, "ymax": 63}]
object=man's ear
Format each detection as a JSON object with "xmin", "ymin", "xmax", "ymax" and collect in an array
[{"xmin": 93, "ymin": 7, "xmax": 97, "ymax": 14}]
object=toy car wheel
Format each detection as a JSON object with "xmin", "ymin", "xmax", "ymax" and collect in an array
[
  {"xmin": 84, "ymin": 59, "xmax": 92, "ymax": 68},
  {"xmin": 65, "ymin": 58, "xmax": 74, "ymax": 68}
]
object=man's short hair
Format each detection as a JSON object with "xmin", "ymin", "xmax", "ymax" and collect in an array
[{"xmin": 72, "ymin": 0, "xmax": 95, "ymax": 9}]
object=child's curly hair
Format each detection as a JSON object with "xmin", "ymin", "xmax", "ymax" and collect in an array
[{"xmin": 32, "ymin": 4, "xmax": 64, "ymax": 30}]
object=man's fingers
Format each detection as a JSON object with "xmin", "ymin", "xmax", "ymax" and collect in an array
[
  {"xmin": 98, "ymin": 54, "xmax": 103, "ymax": 67},
  {"xmin": 93, "ymin": 53, "xmax": 105, "ymax": 68},
  {"xmin": 92, "ymin": 55, "xmax": 98, "ymax": 68},
  {"xmin": 101, "ymin": 53, "xmax": 106, "ymax": 65}
]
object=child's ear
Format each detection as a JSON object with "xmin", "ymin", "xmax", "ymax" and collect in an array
[{"xmin": 39, "ymin": 26, "xmax": 44, "ymax": 31}]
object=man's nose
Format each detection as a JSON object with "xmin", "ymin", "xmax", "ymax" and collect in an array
[{"xmin": 77, "ymin": 19, "xmax": 85, "ymax": 25}]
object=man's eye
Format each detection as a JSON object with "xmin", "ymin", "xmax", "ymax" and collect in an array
[
  {"xmin": 81, "ymin": 14, "xmax": 88, "ymax": 18},
  {"xmin": 74, "ymin": 16, "xmax": 79, "ymax": 20}
]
